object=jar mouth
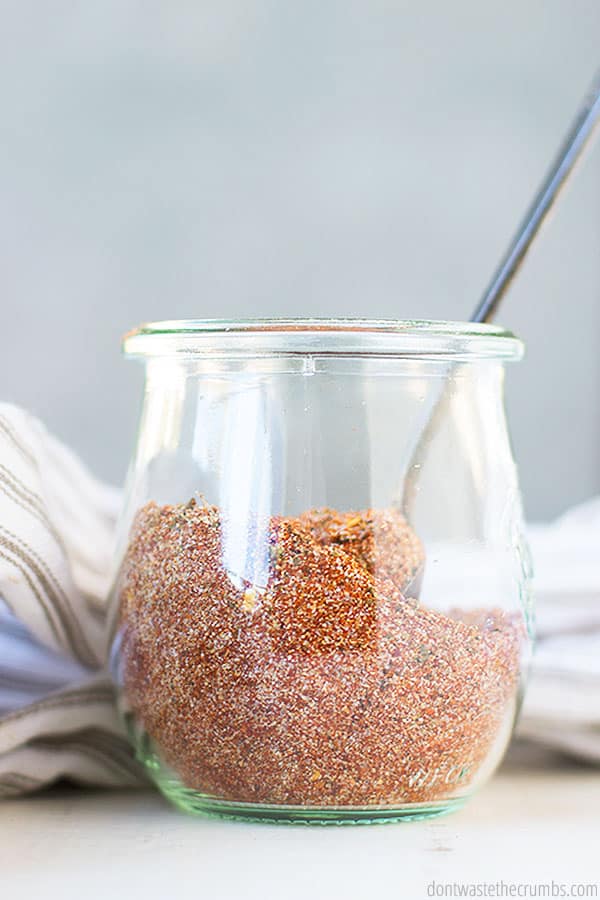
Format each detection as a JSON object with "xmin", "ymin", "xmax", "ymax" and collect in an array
[{"xmin": 123, "ymin": 318, "xmax": 523, "ymax": 362}]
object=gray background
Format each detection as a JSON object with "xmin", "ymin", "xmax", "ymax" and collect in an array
[{"xmin": 1, "ymin": 1, "xmax": 598, "ymax": 520}]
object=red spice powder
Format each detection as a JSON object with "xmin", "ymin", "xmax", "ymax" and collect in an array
[{"xmin": 117, "ymin": 499, "xmax": 521, "ymax": 807}]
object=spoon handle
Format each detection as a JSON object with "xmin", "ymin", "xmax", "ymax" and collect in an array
[
  {"xmin": 402, "ymin": 72, "xmax": 600, "ymax": 516},
  {"xmin": 472, "ymin": 71, "xmax": 600, "ymax": 324}
]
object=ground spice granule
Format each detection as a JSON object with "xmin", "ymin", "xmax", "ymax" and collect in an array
[{"xmin": 117, "ymin": 499, "xmax": 522, "ymax": 807}]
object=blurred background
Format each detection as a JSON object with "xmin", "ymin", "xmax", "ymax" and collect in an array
[{"xmin": 0, "ymin": 1, "xmax": 598, "ymax": 520}]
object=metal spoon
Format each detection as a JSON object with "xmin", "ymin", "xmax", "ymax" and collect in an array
[
  {"xmin": 402, "ymin": 70, "xmax": 600, "ymax": 516},
  {"xmin": 473, "ymin": 70, "xmax": 600, "ymax": 324}
]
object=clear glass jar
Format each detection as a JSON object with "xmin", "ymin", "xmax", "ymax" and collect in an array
[{"xmin": 109, "ymin": 319, "xmax": 533, "ymax": 824}]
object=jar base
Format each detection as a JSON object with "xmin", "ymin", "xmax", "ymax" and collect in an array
[
  {"xmin": 141, "ymin": 754, "xmax": 467, "ymax": 824},
  {"xmin": 163, "ymin": 784, "xmax": 466, "ymax": 825}
]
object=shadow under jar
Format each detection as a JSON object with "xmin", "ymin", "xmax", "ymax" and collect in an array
[{"xmin": 109, "ymin": 319, "xmax": 533, "ymax": 824}]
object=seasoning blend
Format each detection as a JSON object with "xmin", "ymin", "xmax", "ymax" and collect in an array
[{"xmin": 111, "ymin": 320, "xmax": 532, "ymax": 823}]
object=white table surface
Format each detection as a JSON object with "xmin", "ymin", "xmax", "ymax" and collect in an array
[{"xmin": 2, "ymin": 744, "xmax": 598, "ymax": 900}]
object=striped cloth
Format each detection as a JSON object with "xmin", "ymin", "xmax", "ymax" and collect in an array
[
  {"xmin": 0, "ymin": 405, "xmax": 142, "ymax": 795},
  {"xmin": 0, "ymin": 403, "xmax": 598, "ymax": 798}
]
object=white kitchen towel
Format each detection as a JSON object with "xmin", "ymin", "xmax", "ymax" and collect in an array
[
  {"xmin": 517, "ymin": 498, "xmax": 600, "ymax": 762},
  {"xmin": 0, "ymin": 405, "xmax": 141, "ymax": 794},
  {"xmin": 0, "ymin": 402, "xmax": 598, "ymax": 796}
]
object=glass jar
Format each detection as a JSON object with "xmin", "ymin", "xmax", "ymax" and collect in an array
[{"xmin": 109, "ymin": 319, "xmax": 533, "ymax": 824}]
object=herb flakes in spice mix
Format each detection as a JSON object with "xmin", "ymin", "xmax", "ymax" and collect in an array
[{"xmin": 117, "ymin": 500, "xmax": 522, "ymax": 806}]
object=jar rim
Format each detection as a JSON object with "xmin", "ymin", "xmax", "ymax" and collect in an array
[{"xmin": 123, "ymin": 318, "xmax": 524, "ymax": 361}]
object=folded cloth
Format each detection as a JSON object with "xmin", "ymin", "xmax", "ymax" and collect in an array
[
  {"xmin": 0, "ymin": 403, "xmax": 599, "ymax": 797},
  {"xmin": 516, "ymin": 498, "xmax": 600, "ymax": 763},
  {"xmin": 0, "ymin": 405, "xmax": 142, "ymax": 795}
]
